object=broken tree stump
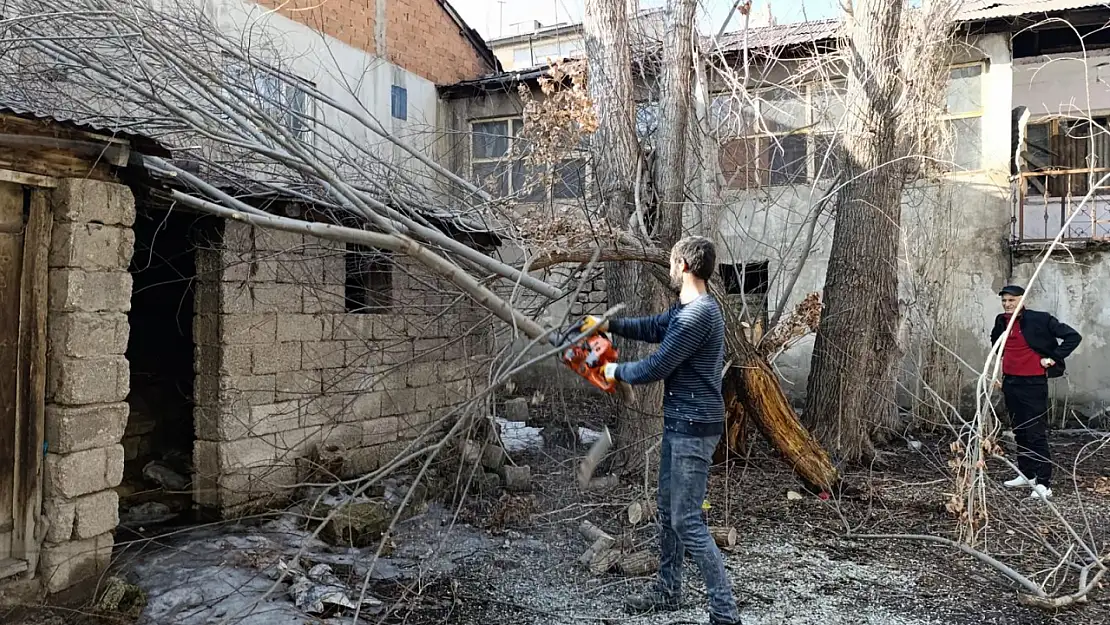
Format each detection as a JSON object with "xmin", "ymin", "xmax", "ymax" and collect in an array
[
  {"xmin": 618, "ymin": 551, "xmax": 659, "ymax": 576},
  {"xmin": 717, "ymin": 305, "xmax": 839, "ymax": 492},
  {"xmin": 502, "ymin": 465, "xmax": 531, "ymax": 492},
  {"xmin": 626, "ymin": 500, "xmax": 656, "ymax": 525},
  {"xmin": 710, "ymin": 526, "xmax": 737, "ymax": 549}
]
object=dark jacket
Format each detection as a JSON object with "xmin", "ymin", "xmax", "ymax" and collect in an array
[{"xmin": 990, "ymin": 309, "xmax": 1082, "ymax": 378}]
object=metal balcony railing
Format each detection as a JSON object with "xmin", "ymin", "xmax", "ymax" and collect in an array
[{"xmin": 1015, "ymin": 167, "xmax": 1110, "ymax": 242}]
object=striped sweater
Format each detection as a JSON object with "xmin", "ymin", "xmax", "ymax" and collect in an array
[{"xmin": 609, "ymin": 294, "xmax": 726, "ymax": 437}]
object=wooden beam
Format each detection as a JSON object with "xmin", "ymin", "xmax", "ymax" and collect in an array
[
  {"xmin": 0, "ymin": 169, "xmax": 57, "ymax": 189},
  {"xmin": 12, "ymin": 189, "xmax": 50, "ymax": 578},
  {"xmin": 0, "ymin": 557, "xmax": 29, "ymax": 580}
]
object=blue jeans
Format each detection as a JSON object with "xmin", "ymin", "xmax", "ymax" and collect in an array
[{"xmin": 656, "ymin": 430, "xmax": 739, "ymax": 622}]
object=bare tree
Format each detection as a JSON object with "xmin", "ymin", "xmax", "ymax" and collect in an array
[{"xmin": 803, "ymin": 0, "xmax": 954, "ymax": 463}]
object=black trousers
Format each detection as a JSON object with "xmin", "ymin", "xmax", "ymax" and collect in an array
[{"xmin": 1002, "ymin": 375, "xmax": 1052, "ymax": 488}]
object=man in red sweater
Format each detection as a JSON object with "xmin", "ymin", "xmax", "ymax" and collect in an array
[{"xmin": 990, "ymin": 285, "xmax": 1082, "ymax": 500}]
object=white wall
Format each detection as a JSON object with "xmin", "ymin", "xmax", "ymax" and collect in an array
[
  {"xmin": 206, "ymin": 0, "xmax": 442, "ymax": 184},
  {"xmin": 1013, "ymin": 48, "xmax": 1110, "ymax": 117}
]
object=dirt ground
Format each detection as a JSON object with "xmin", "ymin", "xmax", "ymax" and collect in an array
[{"xmin": 4, "ymin": 415, "xmax": 1108, "ymax": 625}]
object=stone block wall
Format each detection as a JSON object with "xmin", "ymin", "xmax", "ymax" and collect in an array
[
  {"xmin": 192, "ymin": 222, "xmax": 488, "ymax": 514},
  {"xmin": 40, "ymin": 179, "xmax": 134, "ymax": 593}
]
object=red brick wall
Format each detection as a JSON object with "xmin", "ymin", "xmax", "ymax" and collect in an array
[{"xmin": 254, "ymin": 0, "xmax": 491, "ymax": 84}]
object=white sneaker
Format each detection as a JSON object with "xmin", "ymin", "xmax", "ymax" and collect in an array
[
  {"xmin": 1004, "ymin": 474, "xmax": 1033, "ymax": 488},
  {"xmin": 1030, "ymin": 484, "xmax": 1053, "ymax": 500}
]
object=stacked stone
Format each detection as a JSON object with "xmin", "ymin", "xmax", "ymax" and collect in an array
[
  {"xmin": 41, "ymin": 179, "xmax": 134, "ymax": 593},
  {"xmin": 193, "ymin": 222, "xmax": 484, "ymax": 515}
]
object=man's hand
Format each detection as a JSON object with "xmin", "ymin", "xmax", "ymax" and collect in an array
[
  {"xmin": 581, "ymin": 315, "xmax": 609, "ymax": 335},
  {"xmin": 1040, "ymin": 357, "xmax": 1056, "ymax": 368},
  {"xmin": 993, "ymin": 379, "xmax": 1002, "ymax": 390},
  {"xmin": 602, "ymin": 363, "xmax": 618, "ymax": 383}
]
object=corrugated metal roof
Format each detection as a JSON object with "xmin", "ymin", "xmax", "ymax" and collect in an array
[
  {"xmin": 715, "ymin": 19, "xmax": 841, "ymax": 53},
  {"xmin": 959, "ymin": 1, "xmax": 1109, "ymax": 21},
  {"xmin": 0, "ymin": 101, "xmax": 162, "ymax": 150}
]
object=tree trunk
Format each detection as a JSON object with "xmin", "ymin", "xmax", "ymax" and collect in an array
[
  {"xmin": 804, "ymin": 0, "xmax": 907, "ymax": 463},
  {"xmin": 584, "ymin": 0, "xmax": 662, "ymax": 473}
]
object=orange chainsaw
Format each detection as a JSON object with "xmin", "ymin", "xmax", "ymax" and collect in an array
[{"xmin": 550, "ymin": 318, "xmax": 620, "ymax": 394}]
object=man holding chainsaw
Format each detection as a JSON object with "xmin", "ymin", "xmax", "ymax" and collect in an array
[{"xmin": 582, "ymin": 235, "xmax": 741, "ymax": 625}]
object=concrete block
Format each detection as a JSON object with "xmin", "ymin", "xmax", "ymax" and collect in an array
[
  {"xmin": 222, "ymin": 222, "xmax": 254, "ymax": 253},
  {"xmin": 276, "ymin": 369, "xmax": 322, "ymax": 400},
  {"xmin": 414, "ymin": 385, "xmax": 448, "ymax": 412},
  {"xmin": 39, "ymin": 532, "xmax": 114, "ymax": 594},
  {"xmin": 277, "ymin": 314, "xmax": 325, "ymax": 342},
  {"xmin": 44, "ymin": 445, "xmax": 125, "ymax": 499},
  {"xmin": 48, "ymin": 269, "xmax": 132, "ymax": 313},
  {"xmin": 217, "ymin": 344, "xmax": 253, "ymax": 375},
  {"xmin": 48, "ymin": 222, "xmax": 133, "ymax": 270},
  {"xmin": 51, "ymin": 178, "xmax": 135, "ymax": 226},
  {"xmin": 254, "ymin": 228, "xmax": 304, "ymax": 253},
  {"xmin": 193, "ymin": 313, "xmax": 219, "ymax": 347},
  {"xmin": 251, "ymin": 342, "xmax": 302, "ymax": 375},
  {"xmin": 42, "ymin": 498, "xmax": 77, "ymax": 543},
  {"xmin": 503, "ymin": 398, "xmax": 529, "ymax": 422},
  {"xmin": 248, "ymin": 401, "xmax": 303, "ymax": 435},
  {"xmin": 250, "ymin": 283, "xmax": 304, "ymax": 314},
  {"xmin": 47, "ymin": 312, "xmax": 128, "ymax": 359},
  {"xmin": 381, "ymin": 388, "xmax": 417, "ymax": 416},
  {"xmin": 47, "ymin": 356, "xmax": 129, "ymax": 405},
  {"xmin": 302, "ymin": 283, "xmax": 345, "ymax": 313},
  {"xmin": 406, "ymin": 363, "xmax": 438, "ymax": 388},
  {"xmin": 219, "ymin": 281, "xmax": 254, "ymax": 314},
  {"xmin": 302, "ymin": 341, "xmax": 346, "ymax": 369},
  {"xmin": 192, "ymin": 440, "xmax": 220, "ymax": 508},
  {"xmin": 73, "ymin": 490, "xmax": 119, "ymax": 539},
  {"xmin": 351, "ymin": 392, "xmax": 382, "ymax": 421},
  {"xmin": 45, "ymin": 402, "xmax": 128, "ymax": 454},
  {"xmin": 218, "ymin": 314, "xmax": 277, "ymax": 345},
  {"xmin": 321, "ymin": 253, "xmax": 345, "ymax": 285},
  {"xmin": 275, "ymin": 255, "xmax": 323, "ymax": 284},
  {"xmin": 361, "ymin": 416, "xmax": 399, "ymax": 445}
]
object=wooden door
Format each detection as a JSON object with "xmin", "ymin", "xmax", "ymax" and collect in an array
[{"xmin": 0, "ymin": 180, "xmax": 51, "ymax": 581}]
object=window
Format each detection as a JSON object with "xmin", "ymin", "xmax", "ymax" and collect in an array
[
  {"xmin": 1021, "ymin": 116, "xmax": 1110, "ymax": 196},
  {"xmin": 470, "ymin": 117, "xmax": 587, "ymax": 201},
  {"xmin": 713, "ymin": 84, "xmax": 846, "ymax": 189},
  {"xmin": 224, "ymin": 60, "xmax": 315, "ymax": 139},
  {"xmin": 718, "ymin": 261, "xmax": 770, "ymax": 334},
  {"xmin": 345, "ymin": 244, "xmax": 393, "ymax": 314},
  {"xmin": 391, "ymin": 85, "xmax": 408, "ymax": 121},
  {"xmin": 940, "ymin": 63, "xmax": 984, "ymax": 171},
  {"xmin": 513, "ymin": 48, "xmax": 534, "ymax": 68}
]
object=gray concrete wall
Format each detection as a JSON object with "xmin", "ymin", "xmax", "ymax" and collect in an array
[{"xmin": 191, "ymin": 221, "xmax": 488, "ymax": 514}]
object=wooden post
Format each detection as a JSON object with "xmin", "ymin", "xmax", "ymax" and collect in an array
[{"xmin": 14, "ymin": 191, "xmax": 49, "ymax": 575}]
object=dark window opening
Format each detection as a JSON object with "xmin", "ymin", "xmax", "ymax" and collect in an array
[
  {"xmin": 718, "ymin": 261, "xmax": 770, "ymax": 335},
  {"xmin": 345, "ymin": 244, "xmax": 393, "ymax": 314}
]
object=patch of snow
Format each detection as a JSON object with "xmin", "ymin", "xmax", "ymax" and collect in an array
[{"xmin": 497, "ymin": 418, "xmax": 544, "ymax": 452}]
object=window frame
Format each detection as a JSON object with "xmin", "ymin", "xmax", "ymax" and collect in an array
[
  {"xmin": 222, "ymin": 57, "xmax": 316, "ymax": 142},
  {"xmin": 938, "ymin": 60, "xmax": 987, "ymax": 174},
  {"xmin": 344, "ymin": 243, "xmax": 394, "ymax": 315},
  {"xmin": 713, "ymin": 81, "xmax": 846, "ymax": 189},
  {"xmin": 469, "ymin": 115, "xmax": 587, "ymax": 202}
]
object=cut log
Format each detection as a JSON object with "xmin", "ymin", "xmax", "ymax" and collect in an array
[
  {"xmin": 589, "ymin": 548, "xmax": 621, "ymax": 575},
  {"xmin": 503, "ymin": 465, "xmax": 531, "ymax": 492},
  {"xmin": 481, "ymin": 444, "xmax": 507, "ymax": 470},
  {"xmin": 626, "ymin": 500, "xmax": 657, "ymax": 525},
  {"xmin": 587, "ymin": 474, "xmax": 620, "ymax": 490},
  {"xmin": 710, "ymin": 526, "xmax": 737, "ymax": 549},
  {"xmin": 618, "ymin": 551, "xmax": 659, "ymax": 576},
  {"xmin": 578, "ymin": 535, "xmax": 615, "ymax": 567},
  {"xmin": 578, "ymin": 520, "xmax": 613, "ymax": 543}
]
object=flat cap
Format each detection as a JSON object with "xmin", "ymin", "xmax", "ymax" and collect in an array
[{"xmin": 998, "ymin": 284, "xmax": 1026, "ymax": 297}]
